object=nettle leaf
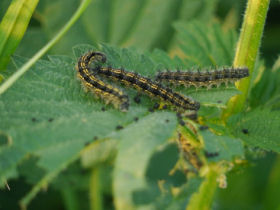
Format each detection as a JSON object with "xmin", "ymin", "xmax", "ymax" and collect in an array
[
  {"xmin": 81, "ymin": 138, "xmax": 118, "ymax": 168},
  {"xmin": 249, "ymin": 62, "xmax": 280, "ymax": 109},
  {"xmin": 113, "ymin": 114, "xmax": 177, "ymax": 209},
  {"xmin": 0, "ymin": 19, "xmax": 243, "ymax": 205},
  {"xmin": 131, "ymin": 177, "xmax": 203, "ymax": 210},
  {"xmin": 113, "ymin": 139, "xmax": 202, "ymax": 209},
  {"xmin": 0, "ymin": 43, "xmax": 203, "ymax": 207},
  {"xmin": 161, "ymin": 178, "xmax": 203, "ymax": 210},
  {"xmin": 0, "ymin": 45, "xmax": 156, "ymax": 195},
  {"xmin": 174, "ymin": 21, "xmax": 237, "ymax": 67},
  {"xmin": 201, "ymin": 130, "xmax": 244, "ymax": 162},
  {"xmin": 228, "ymin": 109, "xmax": 280, "ymax": 153}
]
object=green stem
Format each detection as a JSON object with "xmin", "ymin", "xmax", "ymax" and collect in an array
[
  {"xmin": 89, "ymin": 167, "xmax": 103, "ymax": 210},
  {"xmin": 223, "ymin": 0, "xmax": 270, "ymax": 119},
  {"xmin": 187, "ymin": 166, "xmax": 218, "ymax": 210},
  {"xmin": 0, "ymin": 0, "xmax": 92, "ymax": 95},
  {"xmin": 61, "ymin": 187, "xmax": 80, "ymax": 210}
]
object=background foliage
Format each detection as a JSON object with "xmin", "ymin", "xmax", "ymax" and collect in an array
[{"xmin": 0, "ymin": 0, "xmax": 280, "ymax": 209}]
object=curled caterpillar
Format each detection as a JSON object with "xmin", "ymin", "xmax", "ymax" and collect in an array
[
  {"xmin": 76, "ymin": 51, "xmax": 200, "ymax": 112},
  {"xmin": 155, "ymin": 67, "xmax": 249, "ymax": 89},
  {"xmin": 76, "ymin": 52, "xmax": 129, "ymax": 111}
]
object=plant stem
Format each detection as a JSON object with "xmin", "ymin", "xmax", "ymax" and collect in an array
[
  {"xmin": 61, "ymin": 187, "xmax": 80, "ymax": 210},
  {"xmin": 0, "ymin": 0, "xmax": 92, "ymax": 95},
  {"xmin": 89, "ymin": 167, "xmax": 103, "ymax": 210},
  {"xmin": 186, "ymin": 166, "xmax": 218, "ymax": 210},
  {"xmin": 223, "ymin": 0, "xmax": 270, "ymax": 119}
]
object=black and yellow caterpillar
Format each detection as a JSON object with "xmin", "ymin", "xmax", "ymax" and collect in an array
[
  {"xmin": 155, "ymin": 67, "xmax": 249, "ymax": 89},
  {"xmin": 76, "ymin": 51, "xmax": 200, "ymax": 112}
]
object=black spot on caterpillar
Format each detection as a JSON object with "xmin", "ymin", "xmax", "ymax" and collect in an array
[
  {"xmin": 78, "ymin": 51, "xmax": 200, "ymax": 112},
  {"xmin": 155, "ymin": 67, "xmax": 249, "ymax": 89},
  {"xmin": 76, "ymin": 52, "xmax": 129, "ymax": 111}
]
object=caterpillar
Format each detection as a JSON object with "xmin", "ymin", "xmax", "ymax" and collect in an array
[
  {"xmin": 76, "ymin": 51, "xmax": 200, "ymax": 112},
  {"xmin": 155, "ymin": 67, "xmax": 249, "ymax": 89},
  {"xmin": 76, "ymin": 52, "xmax": 129, "ymax": 111}
]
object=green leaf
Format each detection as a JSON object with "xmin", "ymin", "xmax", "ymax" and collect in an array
[
  {"xmin": 249, "ymin": 68, "xmax": 280, "ymax": 108},
  {"xmin": 228, "ymin": 109, "xmax": 280, "ymax": 153},
  {"xmin": 0, "ymin": 40, "xmax": 243, "ymax": 184},
  {"xmin": 249, "ymin": 58, "xmax": 280, "ymax": 109},
  {"xmin": 0, "ymin": 0, "xmax": 39, "ymax": 70},
  {"xmin": 181, "ymin": 86, "xmax": 240, "ymax": 108},
  {"xmin": 0, "ymin": 38, "xmax": 250, "ymax": 207},
  {"xmin": 113, "ymin": 125, "xmax": 178, "ymax": 210},
  {"xmin": 174, "ymin": 21, "xmax": 237, "ymax": 67},
  {"xmin": 0, "ymin": 45, "xmax": 149, "ymax": 204},
  {"xmin": 81, "ymin": 139, "xmax": 118, "ymax": 168},
  {"xmin": 134, "ymin": 177, "xmax": 203, "ymax": 210},
  {"xmin": 161, "ymin": 178, "xmax": 203, "ymax": 210},
  {"xmin": 0, "ymin": 43, "xmax": 195, "ymax": 207},
  {"xmin": 201, "ymin": 130, "xmax": 244, "ymax": 162}
]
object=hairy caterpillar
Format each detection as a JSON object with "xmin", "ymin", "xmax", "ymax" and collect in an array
[
  {"xmin": 76, "ymin": 51, "xmax": 200, "ymax": 112},
  {"xmin": 155, "ymin": 67, "xmax": 249, "ymax": 89},
  {"xmin": 76, "ymin": 52, "xmax": 129, "ymax": 111}
]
